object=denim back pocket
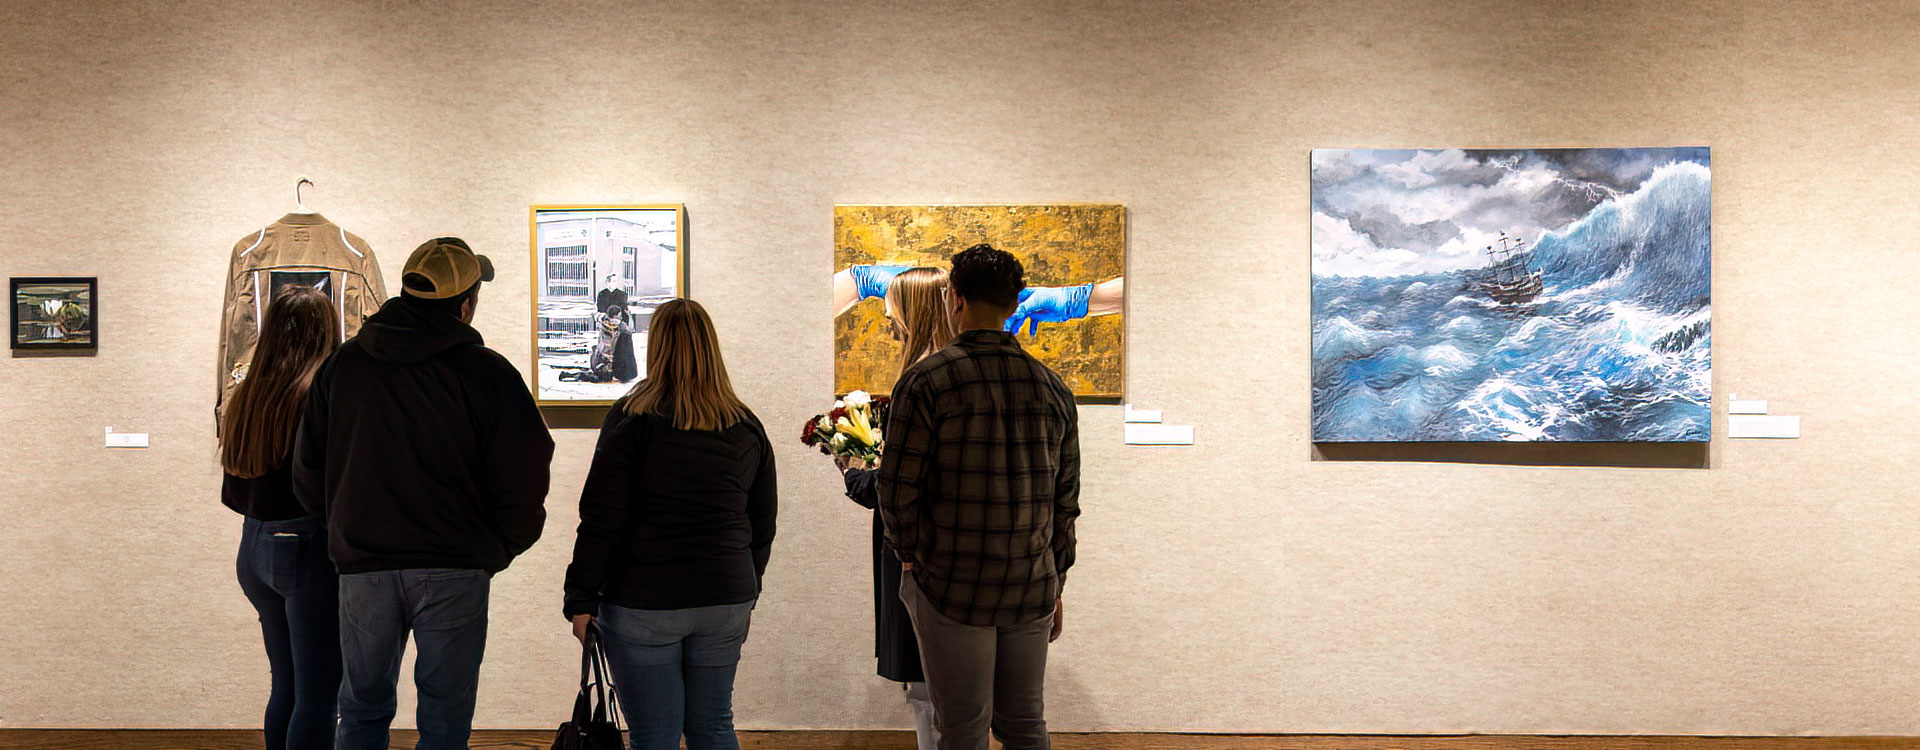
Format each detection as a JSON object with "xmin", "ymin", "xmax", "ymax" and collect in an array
[{"xmin": 267, "ymin": 531, "xmax": 306, "ymax": 594}]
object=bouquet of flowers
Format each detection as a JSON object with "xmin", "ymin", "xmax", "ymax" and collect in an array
[{"xmin": 801, "ymin": 390, "xmax": 890, "ymax": 465}]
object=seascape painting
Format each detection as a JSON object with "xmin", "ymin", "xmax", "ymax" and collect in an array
[
  {"xmin": 834, "ymin": 204, "xmax": 1127, "ymax": 400},
  {"xmin": 1311, "ymin": 148, "xmax": 1711, "ymax": 442}
]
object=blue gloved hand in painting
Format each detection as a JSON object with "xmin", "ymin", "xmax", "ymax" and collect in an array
[
  {"xmin": 850, "ymin": 265, "xmax": 915, "ymax": 301},
  {"xmin": 1003, "ymin": 283, "xmax": 1094, "ymax": 337}
]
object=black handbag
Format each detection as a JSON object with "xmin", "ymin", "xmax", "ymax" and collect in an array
[{"xmin": 552, "ymin": 624, "xmax": 625, "ymax": 750}]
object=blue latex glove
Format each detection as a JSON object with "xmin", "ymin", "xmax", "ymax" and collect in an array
[
  {"xmin": 1003, "ymin": 283, "xmax": 1093, "ymax": 337},
  {"xmin": 850, "ymin": 265, "xmax": 915, "ymax": 301}
]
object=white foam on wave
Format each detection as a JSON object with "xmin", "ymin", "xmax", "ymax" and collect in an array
[
  {"xmin": 1576, "ymin": 301, "xmax": 1711, "ymax": 359},
  {"xmin": 1438, "ymin": 315, "xmax": 1481, "ymax": 336},
  {"xmin": 1446, "ymin": 294, "xmax": 1501, "ymax": 311},
  {"xmin": 1455, "ymin": 378, "xmax": 1550, "ymax": 441},
  {"xmin": 1312, "ymin": 316, "xmax": 1378, "ymax": 360},
  {"xmin": 1539, "ymin": 260, "xmax": 1637, "ymax": 305},
  {"xmin": 1420, "ymin": 343, "xmax": 1474, "ymax": 375}
]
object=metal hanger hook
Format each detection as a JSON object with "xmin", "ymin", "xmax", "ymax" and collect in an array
[{"xmin": 295, "ymin": 176, "xmax": 315, "ymax": 212}]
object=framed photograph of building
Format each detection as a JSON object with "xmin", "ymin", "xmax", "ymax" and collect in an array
[
  {"xmin": 529, "ymin": 205, "xmax": 686, "ymax": 406},
  {"xmin": 11, "ymin": 277, "xmax": 97, "ymax": 353}
]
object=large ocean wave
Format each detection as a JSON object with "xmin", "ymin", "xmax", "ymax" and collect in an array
[{"xmin": 1312, "ymin": 162, "xmax": 1711, "ymax": 442}]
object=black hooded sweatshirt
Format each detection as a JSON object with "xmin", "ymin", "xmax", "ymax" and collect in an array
[{"xmin": 292, "ymin": 294, "xmax": 554, "ymax": 574}]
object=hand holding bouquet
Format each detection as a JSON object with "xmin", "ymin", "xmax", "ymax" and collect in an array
[{"xmin": 801, "ymin": 390, "xmax": 890, "ymax": 466}]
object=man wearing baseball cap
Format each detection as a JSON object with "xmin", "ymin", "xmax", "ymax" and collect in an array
[{"xmin": 293, "ymin": 237, "xmax": 554, "ymax": 749}]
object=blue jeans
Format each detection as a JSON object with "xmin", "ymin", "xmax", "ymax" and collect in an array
[
  {"xmin": 335, "ymin": 569, "xmax": 491, "ymax": 750},
  {"xmin": 235, "ymin": 516, "xmax": 341, "ymax": 750},
  {"xmin": 598, "ymin": 601, "xmax": 755, "ymax": 750}
]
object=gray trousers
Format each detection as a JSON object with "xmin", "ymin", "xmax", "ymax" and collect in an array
[
  {"xmin": 899, "ymin": 576, "xmax": 1051, "ymax": 750},
  {"xmin": 905, "ymin": 681, "xmax": 938, "ymax": 750}
]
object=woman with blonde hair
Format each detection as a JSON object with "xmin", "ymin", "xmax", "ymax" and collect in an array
[
  {"xmin": 839, "ymin": 267, "xmax": 957, "ymax": 750},
  {"xmin": 220, "ymin": 287, "xmax": 342, "ymax": 750},
  {"xmin": 563, "ymin": 298, "xmax": 777, "ymax": 750}
]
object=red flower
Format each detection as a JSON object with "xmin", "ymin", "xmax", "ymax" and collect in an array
[
  {"xmin": 828, "ymin": 406, "xmax": 849, "ymax": 423},
  {"xmin": 800, "ymin": 416, "xmax": 823, "ymax": 447}
]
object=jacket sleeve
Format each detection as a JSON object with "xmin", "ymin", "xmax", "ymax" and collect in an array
[
  {"xmin": 290, "ymin": 360, "xmax": 330, "ymax": 519},
  {"xmin": 746, "ymin": 414, "xmax": 779, "ymax": 584},
  {"xmin": 877, "ymin": 372, "xmax": 935, "ymax": 566},
  {"xmin": 1051, "ymin": 399, "xmax": 1082, "ymax": 592},
  {"xmin": 562, "ymin": 407, "xmax": 637, "ymax": 618},
  {"xmin": 216, "ymin": 235, "xmax": 255, "ymax": 433},
  {"xmin": 485, "ymin": 365, "xmax": 553, "ymax": 560},
  {"xmin": 842, "ymin": 467, "xmax": 878, "ymax": 510}
]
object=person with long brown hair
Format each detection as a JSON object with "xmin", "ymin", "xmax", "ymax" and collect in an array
[
  {"xmin": 563, "ymin": 298, "xmax": 778, "ymax": 750},
  {"xmin": 219, "ymin": 287, "xmax": 342, "ymax": 750},
  {"xmin": 839, "ymin": 267, "xmax": 956, "ymax": 750}
]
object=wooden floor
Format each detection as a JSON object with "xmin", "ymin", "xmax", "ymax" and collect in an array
[{"xmin": 0, "ymin": 730, "xmax": 1916, "ymax": 750}]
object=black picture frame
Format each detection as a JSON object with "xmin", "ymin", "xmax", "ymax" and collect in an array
[{"xmin": 11, "ymin": 276, "xmax": 98, "ymax": 353}]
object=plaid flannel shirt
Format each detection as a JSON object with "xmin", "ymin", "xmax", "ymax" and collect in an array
[{"xmin": 878, "ymin": 329, "xmax": 1081, "ymax": 627}]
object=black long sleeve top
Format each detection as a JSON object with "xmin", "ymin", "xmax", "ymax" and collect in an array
[
  {"xmin": 223, "ymin": 464, "xmax": 306, "ymax": 521},
  {"xmin": 563, "ymin": 402, "xmax": 778, "ymax": 617}
]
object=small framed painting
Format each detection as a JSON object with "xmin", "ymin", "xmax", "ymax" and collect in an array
[
  {"xmin": 11, "ymin": 277, "xmax": 97, "ymax": 353},
  {"xmin": 529, "ymin": 204, "xmax": 686, "ymax": 407}
]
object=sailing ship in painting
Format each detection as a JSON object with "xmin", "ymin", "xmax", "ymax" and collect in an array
[
  {"xmin": 1310, "ymin": 147, "xmax": 1711, "ymax": 443},
  {"xmin": 1475, "ymin": 232, "xmax": 1542, "ymax": 306}
]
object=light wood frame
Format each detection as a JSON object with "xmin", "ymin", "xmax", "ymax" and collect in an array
[{"xmin": 527, "ymin": 204, "xmax": 687, "ymax": 408}]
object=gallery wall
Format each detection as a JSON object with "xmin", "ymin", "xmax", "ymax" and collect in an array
[{"xmin": 3, "ymin": 0, "xmax": 1919, "ymax": 733}]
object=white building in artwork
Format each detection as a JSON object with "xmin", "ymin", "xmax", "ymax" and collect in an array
[{"xmin": 535, "ymin": 212, "xmax": 678, "ymax": 334}]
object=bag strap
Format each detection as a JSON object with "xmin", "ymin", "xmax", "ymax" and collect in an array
[
  {"xmin": 585, "ymin": 626, "xmax": 610, "ymax": 724},
  {"xmin": 569, "ymin": 628, "xmax": 596, "ymax": 726},
  {"xmin": 583, "ymin": 623, "xmax": 623, "ymax": 728},
  {"xmin": 600, "ymin": 643, "xmax": 623, "ymax": 730}
]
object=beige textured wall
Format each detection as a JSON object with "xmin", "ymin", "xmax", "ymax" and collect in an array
[{"xmin": 3, "ymin": 0, "xmax": 1918, "ymax": 734}]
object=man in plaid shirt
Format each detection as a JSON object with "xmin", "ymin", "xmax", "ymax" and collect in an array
[{"xmin": 879, "ymin": 243, "xmax": 1081, "ymax": 750}]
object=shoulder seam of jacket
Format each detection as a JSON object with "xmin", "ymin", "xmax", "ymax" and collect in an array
[
  {"xmin": 340, "ymin": 226, "xmax": 364, "ymax": 258},
  {"xmin": 238, "ymin": 227, "xmax": 268, "ymax": 258}
]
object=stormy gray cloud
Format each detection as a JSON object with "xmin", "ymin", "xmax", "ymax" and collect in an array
[
  {"xmin": 1344, "ymin": 205, "xmax": 1460, "ymax": 252},
  {"xmin": 1311, "ymin": 147, "xmax": 1709, "ymax": 277}
]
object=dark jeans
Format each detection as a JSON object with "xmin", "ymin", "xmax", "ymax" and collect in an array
[
  {"xmin": 236, "ymin": 516, "xmax": 342, "ymax": 750},
  {"xmin": 901, "ymin": 576, "xmax": 1052, "ymax": 750},
  {"xmin": 597, "ymin": 601, "xmax": 755, "ymax": 750},
  {"xmin": 335, "ymin": 569, "xmax": 491, "ymax": 750}
]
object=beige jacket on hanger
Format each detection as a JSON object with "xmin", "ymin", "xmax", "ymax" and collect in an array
[{"xmin": 217, "ymin": 213, "xmax": 386, "ymax": 422}]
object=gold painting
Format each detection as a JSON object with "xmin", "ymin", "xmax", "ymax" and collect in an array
[{"xmin": 834, "ymin": 204, "xmax": 1126, "ymax": 400}]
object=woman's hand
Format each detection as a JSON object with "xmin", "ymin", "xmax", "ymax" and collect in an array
[
  {"xmin": 570, "ymin": 614, "xmax": 593, "ymax": 644},
  {"xmin": 1049, "ymin": 597, "xmax": 1064, "ymax": 643}
]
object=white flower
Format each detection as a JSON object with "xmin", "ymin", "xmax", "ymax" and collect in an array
[
  {"xmin": 844, "ymin": 390, "xmax": 872, "ymax": 407},
  {"xmin": 833, "ymin": 400, "xmax": 846, "ymax": 411},
  {"xmin": 830, "ymin": 433, "xmax": 848, "ymax": 447}
]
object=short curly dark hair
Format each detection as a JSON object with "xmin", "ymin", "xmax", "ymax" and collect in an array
[{"xmin": 948, "ymin": 243, "xmax": 1025, "ymax": 309}]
